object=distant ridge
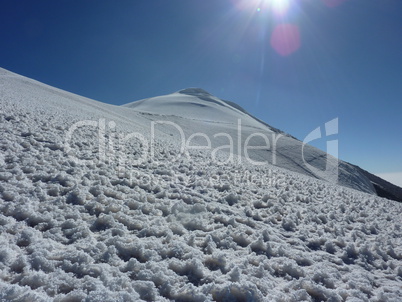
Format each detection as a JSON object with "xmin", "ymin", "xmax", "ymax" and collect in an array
[{"xmin": 357, "ymin": 167, "xmax": 402, "ymax": 202}]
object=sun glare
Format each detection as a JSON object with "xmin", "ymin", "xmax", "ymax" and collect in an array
[
  {"xmin": 231, "ymin": 0, "xmax": 300, "ymax": 56},
  {"xmin": 268, "ymin": 0, "xmax": 290, "ymax": 16},
  {"xmin": 232, "ymin": 0, "xmax": 291, "ymax": 16}
]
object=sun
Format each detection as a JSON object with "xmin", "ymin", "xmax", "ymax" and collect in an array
[
  {"xmin": 231, "ymin": 0, "xmax": 292, "ymax": 16},
  {"xmin": 259, "ymin": 0, "xmax": 291, "ymax": 16}
]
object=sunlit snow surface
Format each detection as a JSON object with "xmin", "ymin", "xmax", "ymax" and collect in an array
[{"xmin": 1, "ymin": 68, "xmax": 401, "ymax": 301}]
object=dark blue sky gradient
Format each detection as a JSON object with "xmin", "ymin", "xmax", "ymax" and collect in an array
[{"xmin": 1, "ymin": 0, "xmax": 401, "ymax": 174}]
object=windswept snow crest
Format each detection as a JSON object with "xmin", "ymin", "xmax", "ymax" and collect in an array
[{"xmin": 1, "ymin": 68, "xmax": 402, "ymax": 301}]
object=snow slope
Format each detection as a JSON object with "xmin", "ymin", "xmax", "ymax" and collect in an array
[
  {"xmin": 1, "ymin": 68, "xmax": 402, "ymax": 301},
  {"xmin": 124, "ymin": 88, "xmax": 376, "ymax": 195},
  {"xmin": 123, "ymin": 88, "xmax": 276, "ymax": 130}
]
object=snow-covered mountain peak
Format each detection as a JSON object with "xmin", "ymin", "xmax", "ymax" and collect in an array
[
  {"xmin": 178, "ymin": 87, "xmax": 213, "ymax": 96},
  {"xmin": 122, "ymin": 89, "xmax": 270, "ymax": 130},
  {"xmin": 176, "ymin": 87, "xmax": 225, "ymax": 106}
]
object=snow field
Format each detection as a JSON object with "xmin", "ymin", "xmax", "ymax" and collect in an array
[
  {"xmin": 1, "ymin": 69, "xmax": 401, "ymax": 301},
  {"xmin": 1, "ymin": 104, "xmax": 402, "ymax": 301}
]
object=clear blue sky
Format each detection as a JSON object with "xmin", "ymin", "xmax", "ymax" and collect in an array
[{"xmin": 1, "ymin": 0, "xmax": 401, "ymax": 177}]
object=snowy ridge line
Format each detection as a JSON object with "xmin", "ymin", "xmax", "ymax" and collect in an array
[
  {"xmin": 0, "ymin": 68, "xmax": 150, "ymax": 133},
  {"xmin": 123, "ymin": 89, "xmax": 272, "ymax": 130},
  {"xmin": 122, "ymin": 88, "xmax": 382, "ymax": 196},
  {"xmin": 221, "ymin": 99, "xmax": 293, "ymax": 139},
  {"xmin": 357, "ymin": 167, "xmax": 402, "ymax": 203},
  {"xmin": 1, "ymin": 68, "xmax": 402, "ymax": 301}
]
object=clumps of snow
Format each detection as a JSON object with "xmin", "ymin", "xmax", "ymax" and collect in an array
[
  {"xmin": 209, "ymin": 282, "xmax": 264, "ymax": 302},
  {"xmin": 1, "ymin": 70, "xmax": 402, "ymax": 301}
]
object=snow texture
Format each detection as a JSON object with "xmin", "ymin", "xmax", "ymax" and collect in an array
[{"xmin": 1, "ymin": 68, "xmax": 401, "ymax": 301}]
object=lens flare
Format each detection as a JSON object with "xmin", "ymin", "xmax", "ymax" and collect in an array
[{"xmin": 270, "ymin": 24, "xmax": 300, "ymax": 56}]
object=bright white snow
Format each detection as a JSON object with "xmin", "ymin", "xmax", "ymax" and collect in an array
[{"xmin": 0, "ymin": 68, "xmax": 401, "ymax": 301}]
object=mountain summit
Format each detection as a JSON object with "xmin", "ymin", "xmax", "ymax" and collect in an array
[
  {"xmin": 178, "ymin": 87, "xmax": 214, "ymax": 96},
  {"xmin": 123, "ymin": 87, "xmax": 272, "ymax": 128},
  {"xmin": 123, "ymin": 88, "xmax": 402, "ymax": 200}
]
